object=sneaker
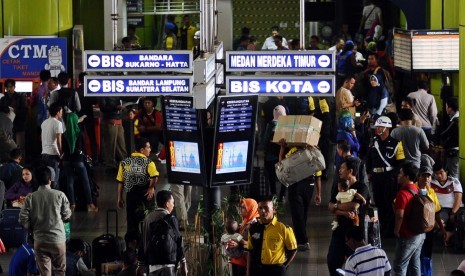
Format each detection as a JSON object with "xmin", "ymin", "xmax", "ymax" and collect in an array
[{"xmin": 297, "ymin": 243, "xmax": 310, "ymax": 251}]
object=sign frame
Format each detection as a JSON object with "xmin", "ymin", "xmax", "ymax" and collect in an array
[
  {"xmin": 83, "ymin": 75, "xmax": 193, "ymax": 97},
  {"xmin": 83, "ymin": 50, "xmax": 193, "ymax": 73},
  {"xmin": 225, "ymin": 50, "xmax": 335, "ymax": 72},
  {"xmin": 226, "ymin": 75, "xmax": 335, "ymax": 97}
]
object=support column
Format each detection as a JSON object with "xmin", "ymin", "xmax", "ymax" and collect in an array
[{"xmin": 459, "ymin": 0, "xmax": 465, "ymax": 182}]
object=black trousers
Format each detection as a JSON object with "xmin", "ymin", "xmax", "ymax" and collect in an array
[
  {"xmin": 231, "ymin": 263, "xmax": 246, "ymax": 276},
  {"xmin": 371, "ymin": 171, "xmax": 398, "ymax": 234},
  {"xmin": 126, "ymin": 186, "xmax": 155, "ymax": 234},
  {"xmin": 288, "ymin": 180, "xmax": 314, "ymax": 244},
  {"xmin": 82, "ymin": 117, "xmax": 99, "ymax": 162},
  {"xmin": 251, "ymin": 264, "xmax": 286, "ymax": 276}
]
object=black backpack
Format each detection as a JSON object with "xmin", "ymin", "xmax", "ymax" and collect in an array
[
  {"xmin": 147, "ymin": 214, "xmax": 179, "ymax": 265},
  {"xmin": 57, "ymin": 88, "xmax": 77, "ymax": 114}
]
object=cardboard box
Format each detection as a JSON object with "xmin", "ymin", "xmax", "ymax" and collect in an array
[
  {"xmin": 101, "ymin": 262, "xmax": 122, "ymax": 275},
  {"xmin": 272, "ymin": 115, "xmax": 322, "ymax": 146}
]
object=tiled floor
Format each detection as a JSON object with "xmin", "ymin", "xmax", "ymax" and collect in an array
[{"xmin": 1, "ymin": 161, "xmax": 465, "ymax": 275}]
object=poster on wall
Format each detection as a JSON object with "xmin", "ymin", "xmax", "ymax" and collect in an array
[{"xmin": 0, "ymin": 37, "xmax": 67, "ymax": 79}]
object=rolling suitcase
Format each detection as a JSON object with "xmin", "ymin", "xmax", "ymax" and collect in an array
[
  {"xmin": 92, "ymin": 209, "xmax": 126, "ymax": 275},
  {"xmin": 0, "ymin": 208, "xmax": 28, "ymax": 249},
  {"xmin": 275, "ymin": 147, "xmax": 326, "ymax": 187}
]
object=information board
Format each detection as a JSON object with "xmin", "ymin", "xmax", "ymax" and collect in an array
[
  {"xmin": 83, "ymin": 75, "xmax": 193, "ymax": 97},
  {"xmin": 211, "ymin": 95, "xmax": 258, "ymax": 186},
  {"xmin": 226, "ymin": 75, "xmax": 335, "ymax": 96},
  {"xmin": 162, "ymin": 96, "xmax": 206, "ymax": 186},
  {"xmin": 0, "ymin": 37, "xmax": 67, "ymax": 78},
  {"xmin": 393, "ymin": 28, "xmax": 459, "ymax": 72},
  {"xmin": 225, "ymin": 50, "xmax": 335, "ymax": 72},
  {"xmin": 83, "ymin": 50, "xmax": 193, "ymax": 73}
]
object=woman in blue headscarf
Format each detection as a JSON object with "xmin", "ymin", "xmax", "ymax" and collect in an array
[{"xmin": 335, "ymin": 111, "xmax": 360, "ymax": 166}]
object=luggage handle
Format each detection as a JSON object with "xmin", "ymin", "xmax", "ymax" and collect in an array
[{"xmin": 106, "ymin": 209, "xmax": 119, "ymax": 237}]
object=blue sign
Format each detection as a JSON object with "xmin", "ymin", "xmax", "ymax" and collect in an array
[
  {"xmin": 84, "ymin": 75, "xmax": 193, "ymax": 97},
  {"xmin": 0, "ymin": 37, "xmax": 67, "ymax": 79},
  {"xmin": 83, "ymin": 50, "xmax": 193, "ymax": 73},
  {"xmin": 226, "ymin": 50, "xmax": 335, "ymax": 72},
  {"xmin": 226, "ymin": 75, "xmax": 335, "ymax": 96}
]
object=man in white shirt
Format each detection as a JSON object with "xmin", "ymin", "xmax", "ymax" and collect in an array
[
  {"xmin": 262, "ymin": 26, "xmax": 288, "ymax": 50},
  {"xmin": 41, "ymin": 102, "xmax": 64, "ymax": 188},
  {"xmin": 407, "ymin": 80, "xmax": 438, "ymax": 140}
]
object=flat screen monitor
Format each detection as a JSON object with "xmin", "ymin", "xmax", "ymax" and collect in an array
[
  {"xmin": 162, "ymin": 96, "xmax": 206, "ymax": 186},
  {"xmin": 12, "ymin": 81, "xmax": 34, "ymax": 93},
  {"xmin": 211, "ymin": 95, "xmax": 258, "ymax": 186}
]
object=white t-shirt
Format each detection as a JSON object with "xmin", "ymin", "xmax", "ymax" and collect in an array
[
  {"xmin": 431, "ymin": 176, "xmax": 464, "ymax": 208},
  {"xmin": 362, "ymin": 4, "xmax": 382, "ymax": 30},
  {"xmin": 41, "ymin": 117, "xmax": 64, "ymax": 155},
  {"xmin": 261, "ymin": 36, "xmax": 288, "ymax": 50}
]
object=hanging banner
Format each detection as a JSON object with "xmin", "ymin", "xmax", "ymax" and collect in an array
[
  {"xmin": 0, "ymin": 37, "xmax": 67, "ymax": 78},
  {"xmin": 226, "ymin": 75, "xmax": 335, "ymax": 96},
  {"xmin": 225, "ymin": 50, "xmax": 335, "ymax": 72},
  {"xmin": 83, "ymin": 50, "xmax": 193, "ymax": 73},
  {"xmin": 84, "ymin": 75, "xmax": 193, "ymax": 97}
]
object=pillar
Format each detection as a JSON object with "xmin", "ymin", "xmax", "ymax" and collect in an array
[{"xmin": 459, "ymin": 0, "xmax": 465, "ymax": 182}]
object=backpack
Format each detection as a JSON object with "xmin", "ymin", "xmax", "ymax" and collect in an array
[
  {"xmin": 147, "ymin": 214, "xmax": 179, "ymax": 265},
  {"xmin": 405, "ymin": 188, "xmax": 436, "ymax": 234},
  {"xmin": 57, "ymin": 88, "xmax": 77, "ymax": 114}
]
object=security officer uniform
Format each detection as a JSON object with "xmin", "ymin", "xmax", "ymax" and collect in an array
[
  {"xmin": 366, "ymin": 117, "xmax": 405, "ymax": 236},
  {"xmin": 247, "ymin": 216, "xmax": 297, "ymax": 276}
]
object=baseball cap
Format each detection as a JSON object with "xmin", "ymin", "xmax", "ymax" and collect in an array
[
  {"xmin": 345, "ymin": 40, "xmax": 354, "ymax": 46},
  {"xmin": 165, "ymin": 22, "xmax": 176, "ymax": 31},
  {"xmin": 419, "ymin": 166, "xmax": 433, "ymax": 176}
]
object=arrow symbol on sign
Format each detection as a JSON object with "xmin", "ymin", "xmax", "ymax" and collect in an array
[{"xmin": 88, "ymin": 55, "xmax": 101, "ymax": 67}]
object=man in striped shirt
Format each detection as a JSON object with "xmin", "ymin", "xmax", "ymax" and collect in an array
[{"xmin": 344, "ymin": 226, "xmax": 392, "ymax": 275}]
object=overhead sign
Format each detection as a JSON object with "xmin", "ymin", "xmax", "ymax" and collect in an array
[
  {"xmin": 226, "ymin": 75, "xmax": 335, "ymax": 96},
  {"xmin": 225, "ymin": 50, "xmax": 335, "ymax": 72},
  {"xmin": 0, "ymin": 37, "xmax": 67, "ymax": 78},
  {"xmin": 84, "ymin": 75, "xmax": 193, "ymax": 97},
  {"xmin": 83, "ymin": 50, "xmax": 193, "ymax": 73}
]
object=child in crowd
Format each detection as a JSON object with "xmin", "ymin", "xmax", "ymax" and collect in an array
[
  {"xmin": 221, "ymin": 220, "xmax": 243, "ymax": 258},
  {"xmin": 331, "ymin": 180, "xmax": 367, "ymax": 230}
]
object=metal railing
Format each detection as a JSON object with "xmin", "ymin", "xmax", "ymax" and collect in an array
[{"xmin": 128, "ymin": 0, "xmax": 200, "ymax": 15}]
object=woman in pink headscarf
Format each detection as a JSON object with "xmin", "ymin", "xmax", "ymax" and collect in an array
[
  {"xmin": 262, "ymin": 105, "xmax": 287, "ymax": 201},
  {"xmin": 228, "ymin": 198, "xmax": 259, "ymax": 276}
]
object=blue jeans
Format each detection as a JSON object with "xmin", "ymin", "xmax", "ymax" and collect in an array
[
  {"xmin": 393, "ymin": 233, "xmax": 425, "ymax": 276},
  {"xmin": 63, "ymin": 161, "xmax": 92, "ymax": 205}
]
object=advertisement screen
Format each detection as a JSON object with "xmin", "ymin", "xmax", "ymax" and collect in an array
[
  {"xmin": 211, "ymin": 95, "xmax": 258, "ymax": 186},
  {"xmin": 169, "ymin": 141, "xmax": 201, "ymax": 174}
]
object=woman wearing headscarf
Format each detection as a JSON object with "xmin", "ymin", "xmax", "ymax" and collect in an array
[
  {"xmin": 62, "ymin": 113, "xmax": 98, "ymax": 212},
  {"xmin": 262, "ymin": 105, "xmax": 287, "ymax": 202},
  {"xmin": 335, "ymin": 111, "xmax": 360, "ymax": 166},
  {"xmin": 228, "ymin": 198, "xmax": 259, "ymax": 276},
  {"xmin": 367, "ymin": 73, "xmax": 389, "ymax": 119}
]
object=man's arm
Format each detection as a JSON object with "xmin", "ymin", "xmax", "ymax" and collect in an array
[
  {"xmin": 117, "ymin": 183, "xmax": 125, "ymax": 209},
  {"xmin": 315, "ymin": 176, "xmax": 321, "ymax": 205},
  {"xmin": 19, "ymin": 195, "xmax": 31, "ymax": 229},
  {"xmin": 283, "ymin": 249, "xmax": 297, "ymax": 268},
  {"xmin": 61, "ymin": 193, "xmax": 72, "ymax": 221},
  {"xmin": 56, "ymin": 133, "xmax": 62, "ymax": 156}
]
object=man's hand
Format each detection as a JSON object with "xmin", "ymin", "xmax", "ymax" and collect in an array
[
  {"xmin": 314, "ymin": 194, "xmax": 321, "ymax": 206},
  {"xmin": 145, "ymin": 187, "xmax": 155, "ymax": 200},
  {"xmin": 118, "ymin": 198, "xmax": 125, "ymax": 209}
]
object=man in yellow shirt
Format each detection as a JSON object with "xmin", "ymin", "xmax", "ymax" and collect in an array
[
  {"xmin": 247, "ymin": 197, "xmax": 297, "ymax": 276},
  {"xmin": 117, "ymin": 137, "xmax": 159, "ymax": 234},
  {"xmin": 179, "ymin": 15, "xmax": 197, "ymax": 50}
]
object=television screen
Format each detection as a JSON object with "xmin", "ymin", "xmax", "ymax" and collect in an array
[
  {"xmin": 13, "ymin": 81, "xmax": 34, "ymax": 93},
  {"xmin": 168, "ymin": 141, "xmax": 201, "ymax": 174},
  {"xmin": 215, "ymin": 141, "xmax": 249, "ymax": 174}
]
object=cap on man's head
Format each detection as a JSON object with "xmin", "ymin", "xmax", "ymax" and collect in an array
[
  {"xmin": 374, "ymin": 116, "xmax": 392, "ymax": 128},
  {"xmin": 194, "ymin": 31, "xmax": 200, "ymax": 39},
  {"xmin": 345, "ymin": 40, "xmax": 354, "ymax": 46},
  {"xmin": 165, "ymin": 22, "xmax": 176, "ymax": 31},
  {"xmin": 419, "ymin": 166, "xmax": 433, "ymax": 176}
]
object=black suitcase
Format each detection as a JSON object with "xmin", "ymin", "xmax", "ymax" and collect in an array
[
  {"xmin": 92, "ymin": 209, "xmax": 126, "ymax": 275},
  {"xmin": 0, "ymin": 208, "xmax": 28, "ymax": 249},
  {"xmin": 364, "ymin": 217, "xmax": 382, "ymax": 248}
]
